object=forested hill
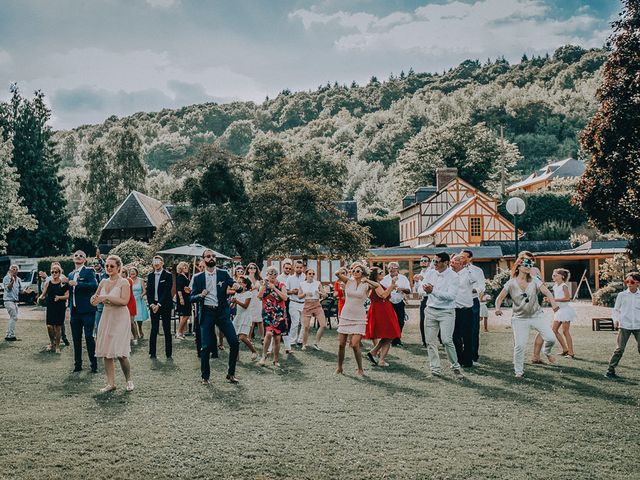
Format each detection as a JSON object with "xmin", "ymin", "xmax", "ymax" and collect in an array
[{"xmin": 56, "ymin": 44, "xmax": 606, "ymax": 224}]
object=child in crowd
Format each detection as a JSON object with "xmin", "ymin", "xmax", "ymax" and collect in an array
[
  {"xmin": 605, "ymin": 272, "xmax": 640, "ymax": 379},
  {"xmin": 551, "ymin": 268, "xmax": 577, "ymax": 358},
  {"xmin": 479, "ymin": 293, "xmax": 490, "ymax": 332}
]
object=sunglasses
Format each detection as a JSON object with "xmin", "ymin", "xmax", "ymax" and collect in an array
[
  {"xmin": 432, "ymin": 259, "xmax": 443, "ymax": 264},
  {"xmin": 267, "ymin": 272, "xmax": 277, "ymax": 276},
  {"xmin": 353, "ymin": 269, "xmax": 363, "ymax": 274},
  {"xmin": 73, "ymin": 254, "xmax": 86, "ymax": 258},
  {"xmin": 51, "ymin": 270, "xmax": 61, "ymax": 274},
  {"xmin": 308, "ymin": 272, "xmax": 315, "ymax": 276},
  {"xmin": 521, "ymin": 292, "xmax": 530, "ymax": 303},
  {"xmin": 203, "ymin": 255, "xmax": 215, "ymax": 259},
  {"xmin": 625, "ymin": 279, "xmax": 639, "ymax": 285},
  {"xmin": 106, "ymin": 264, "xmax": 116, "ymax": 269},
  {"xmin": 248, "ymin": 266, "xmax": 257, "ymax": 270},
  {"xmin": 521, "ymin": 259, "xmax": 535, "ymax": 268}
]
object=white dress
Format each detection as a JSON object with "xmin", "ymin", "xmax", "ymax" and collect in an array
[
  {"xmin": 248, "ymin": 279, "xmax": 263, "ymax": 324},
  {"xmin": 553, "ymin": 283, "xmax": 577, "ymax": 322},
  {"xmin": 232, "ymin": 291, "xmax": 253, "ymax": 335}
]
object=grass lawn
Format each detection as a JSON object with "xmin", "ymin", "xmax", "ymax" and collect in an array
[{"xmin": 0, "ymin": 308, "xmax": 638, "ymax": 480}]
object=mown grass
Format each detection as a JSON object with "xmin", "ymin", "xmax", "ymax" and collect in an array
[{"xmin": 0, "ymin": 308, "xmax": 638, "ymax": 480}]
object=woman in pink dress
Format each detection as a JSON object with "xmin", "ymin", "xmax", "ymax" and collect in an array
[
  {"xmin": 92, "ymin": 255, "xmax": 134, "ymax": 393},
  {"xmin": 334, "ymin": 263, "xmax": 380, "ymax": 376}
]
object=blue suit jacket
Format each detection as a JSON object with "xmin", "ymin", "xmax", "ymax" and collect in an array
[
  {"xmin": 68, "ymin": 266, "xmax": 98, "ymax": 315},
  {"xmin": 190, "ymin": 269, "xmax": 234, "ymax": 320}
]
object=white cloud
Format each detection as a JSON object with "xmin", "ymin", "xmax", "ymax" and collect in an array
[
  {"xmin": 290, "ymin": 0, "xmax": 607, "ymax": 58},
  {"xmin": 145, "ymin": 0, "xmax": 178, "ymax": 8}
]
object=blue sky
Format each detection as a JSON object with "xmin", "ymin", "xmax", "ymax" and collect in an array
[{"xmin": 0, "ymin": 0, "xmax": 619, "ymax": 129}]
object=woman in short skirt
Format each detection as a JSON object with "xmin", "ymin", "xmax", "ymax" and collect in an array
[{"xmin": 551, "ymin": 268, "xmax": 577, "ymax": 358}]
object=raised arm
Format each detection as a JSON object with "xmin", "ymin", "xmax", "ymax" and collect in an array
[{"xmin": 335, "ymin": 268, "xmax": 349, "ymax": 284}]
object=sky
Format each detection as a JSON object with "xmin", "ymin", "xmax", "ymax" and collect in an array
[{"xmin": 0, "ymin": 0, "xmax": 619, "ymax": 130}]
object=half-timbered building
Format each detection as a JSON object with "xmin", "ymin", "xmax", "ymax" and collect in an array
[{"xmin": 399, "ymin": 168, "xmax": 516, "ymax": 247}]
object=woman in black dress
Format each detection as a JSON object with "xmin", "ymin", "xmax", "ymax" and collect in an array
[
  {"xmin": 38, "ymin": 265, "xmax": 69, "ymax": 353},
  {"xmin": 175, "ymin": 261, "xmax": 192, "ymax": 340}
]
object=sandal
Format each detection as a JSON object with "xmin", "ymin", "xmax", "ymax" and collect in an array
[
  {"xmin": 99, "ymin": 385, "xmax": 116, "ymax": 393},
  {"xmin": 125, "ymin": 381, "xmax": 135, "ymax": 392}
]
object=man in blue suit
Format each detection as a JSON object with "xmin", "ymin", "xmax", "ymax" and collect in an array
[
  {"xmin": 190, "ymin": 249, "xmax": 239, "ymax": 384},
  {"xmin": 68, "ymin": 250, "xmax": 98, "ymax": 373}
]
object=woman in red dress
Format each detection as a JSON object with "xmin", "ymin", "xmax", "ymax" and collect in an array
[
  {"xmin": 121, "ymin": 268, "xmax": 139, "ymax": 345},
  {"xmin": 333, "ymin": 279, "xmax": 345, "ymax": 315},
  {"xmin": 365, "ymin": 267, "xmax": 400, "ymax": 367}
]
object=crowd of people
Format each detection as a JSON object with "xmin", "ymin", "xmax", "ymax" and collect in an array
[{"xmin": 2, "ymin": 247, "xmax": 639, "ymax": 392}]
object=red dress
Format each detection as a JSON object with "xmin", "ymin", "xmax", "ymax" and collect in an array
[
  {"xmin": 334, "ymin": 280, "xmax": 345, "ymax": 315},
  {"xmin": 126, "ymin": 278, "xmax": 137, "ymax": 317},
  {"xmin": 365, "ymin": 289, "xmax": 401, "ymax": 340}
]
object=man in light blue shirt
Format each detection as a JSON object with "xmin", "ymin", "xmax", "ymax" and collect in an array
[{"xmin": 3, "ymin": 265, "xmax": 32, "ymax": 341}]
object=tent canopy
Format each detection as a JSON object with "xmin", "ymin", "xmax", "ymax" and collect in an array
[{"xmin": 157, "ymin": 243, "xmax": 232, "ymax": 260}]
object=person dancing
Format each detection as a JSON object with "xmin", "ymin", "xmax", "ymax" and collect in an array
[
  {"xmin": 297, "ymin": 268, "xmax": 328, "ymax": 351},
  {"xmin": 258, "ymin": 266, "xmax": 288, "ymax": 367},
  {"xmin": 334, "ymin": 263, "xmax": 379, "ymax": 376},
  {"xmin": 175, "ymin": 261, "xmax": 192, "ymax": 340},
  {"xmin": 365, "ymin": 267, "xmax": 401, "ymax": 367},
  {"xmin": 92, "ymin": 255, "xmax": 134, "ymax": 393},
  {"xmin": 605, "ymin": 272, "xmax": 640, "ymax": 379},
  {"xmin": 38, "ymin": 264, "xmax": 69, "ymax": 353},
  {"xmin": 246, "ymin": 263, "xmax": 264, "ymax": 343},
  {"xmin": 231, "ymin": 276, "xmax": 259, "ymax": 360},
  {"xmin": 494, "ymin": 256, "xmax": 560, "ymax": 377},
  {"xmin": 550, "ymin": 268, "xmax": 577, "ymax": 358}
]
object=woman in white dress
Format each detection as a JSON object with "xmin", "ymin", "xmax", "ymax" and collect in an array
[
  {"xmin": 245, "ymin": 263, "xmax": 264, "ymax": 342},
  {"xmin": 297, "ymin": 268, "xmax": 328, "ymax": 351},
  {"xmin": 231, "ymin": 276, "xmax": 259, "ymax": 360},
  {"xmin": 550, "ymin": 268, "xmax": 577, "ymax": 358},
  {"xmin": 92, "ymin": 255, "xmax": 134, "ymax": 393}
]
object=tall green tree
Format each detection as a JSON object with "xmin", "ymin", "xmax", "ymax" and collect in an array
[
  {"xmin": 2, "ymin": 86, "xmax": 70, "ymax": 255},
  {"xmin": 0, "ymin": 131, "xmax": 37, "ymax": 253},
  {"xmin": 82, "ymin": 144, "xmax": 120, "ymax": 239},
  {"xmin": 111, "ymin": 123, "xmax": 146, "ymax": 196},
  {"xmin": 575, "ymin": 0, "xmax": 640, "ymax": 255}
]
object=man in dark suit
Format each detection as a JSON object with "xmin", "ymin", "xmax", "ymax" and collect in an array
[
  {"xmin": 190, "ymin": 249, "xmax": 239, "ymax": 384},
  {"xmin": 146, "ymin": 255, "xmax": 174, "ymax": 360},
  {"xmin": 68, "ymin": 250, "xmax": 98, "ymax": 373}
]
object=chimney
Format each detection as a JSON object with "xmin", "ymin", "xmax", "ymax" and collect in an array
[{"xmin": 436, "ymin": 167, "xmax": 458, "ymax": 191}]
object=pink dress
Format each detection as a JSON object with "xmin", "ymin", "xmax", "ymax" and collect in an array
[
  {"xmin": 95, "ymin": 280, "xmax": 132, "ymax": 359},
  {"xmin": 337, "ymin": 279, "xmax": 369, "ymax": 335}
]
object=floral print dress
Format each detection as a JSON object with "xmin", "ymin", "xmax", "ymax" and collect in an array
[{"xmin": 262, "ymin": 282, "xmax": 288, "ymax": 335}]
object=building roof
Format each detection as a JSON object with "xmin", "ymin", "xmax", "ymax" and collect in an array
[
  {"xmin": 507, "ymin": 158, "xmax": 585, "ymax": 192},
  {"xmin": 369, "ymin": 245, "xmax": 503, "ymax": 260},
  {"xmin": 102, "ymin": 191, "xmax": 172, "ymax": 231},
  {"xmin": 534, "ymin": 240, "xmax": 629, "ymax": 257},
  {"xmin": 482, "ymin": 240, "xmax": 573, "ymax": 256}
]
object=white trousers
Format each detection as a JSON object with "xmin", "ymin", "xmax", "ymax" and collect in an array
[
  {"xmin": 512, "ymin": 316, "xmax": 556, "ymax": 375},
  {"xmin": 283, "ymin": 302, "xmax": 304, "ymax": 349},
  {"xmin": 425, "ymin": 307, "xmax": 460, "ymax": 373},
  {"xmin": 4, "ymin": 301, "xmax": 18, "ymax": 338}
]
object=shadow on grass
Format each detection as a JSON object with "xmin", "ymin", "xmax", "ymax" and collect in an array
[
  {"xmin": 477, "ymin": 356, "xmax": 638, "ymax": 406},
  {"xmin": 92, "ymin": 389, "xmax": 134, "ymax": 414},
  {"xmin": 359, "ymin": 372, "xmax": 429, "ymax": 398},
  {"xmin": 200, "ymin": 381, "xmax": 249, "ymax": 409},
  {"xmin": 48, "ymin": 371, "xmax": 97, "ymax": 396},
  {"xmin": 150, "ymin": 358, "xmax": 180, "ymax": 374}
]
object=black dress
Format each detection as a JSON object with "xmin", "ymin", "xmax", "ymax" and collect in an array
[
  {"xmin": 176, "ymin": 274, "xmax": 192, "ymax": 316},
  {"xmin": 46, "ymin": 282, "xmax": 68, "ymax": 326}
]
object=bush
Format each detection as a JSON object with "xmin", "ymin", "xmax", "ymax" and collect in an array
[
  {"xmin": 593, "ymin": 282, "xmax": 624, "ymax": 307},
  {"xmin": 484, "ymin": 268, "xmax": 512, "ymax": 307},
  {"xmin": 38, "ymin": 256, "xmax": 75, "ymax": 276},
  {"xmin": 529, "ymin": 219, "xmax": 573, "ymax": 240},
  {"xmin": 109, "ymin": 239, "xmax": 152, "ymax": 267}
]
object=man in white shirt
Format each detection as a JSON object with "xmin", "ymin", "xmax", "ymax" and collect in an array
[
  {"xmin": 285, "ymin": 260, "xmax": 305, "ymax": 347},
  {"xmin": 606, "ymin": 272, "xmax": 640, "ymax": 379},
  {"xmin": 413, "ymin": 256, "xmax": 431, "ymax": 347},
  {"xmin": 460, "ymin": 249, "xmax": 486, "ymax": 362},
  {"xmin": 381, "ymin": 262, "xmax": 411, "ymax": 346},
  {"xmin": 273, "ymin": 259, "xmax": 293, "ymax": 354},
  {"xmin": 451, "ymin": 255, "xmax": 478, "ymax": 368},
  {"xmin": 419, "ymin": 252, "xmax": 464, "ymax": 378}
]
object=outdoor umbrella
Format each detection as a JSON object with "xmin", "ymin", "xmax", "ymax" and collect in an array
[{"xmin": 157, "ymin": 243, "xmax": 232, "ymax": 273}]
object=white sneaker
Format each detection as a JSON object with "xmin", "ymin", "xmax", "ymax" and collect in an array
[
  {"xmin": 313, "ymin": 344, "xmax": 321, "ymax": 351},
  {"xmin": 126, "ymin": 381, "xmax": 135, "ymax": 392}
]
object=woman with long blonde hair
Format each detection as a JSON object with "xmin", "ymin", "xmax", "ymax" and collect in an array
[
  {"xmin": 175, "ymin": 261, "xmax": 192, "ymax": 340},
  {"xmin": 92, "ymin": 255, "xmax": 135, "ymax": 392}
]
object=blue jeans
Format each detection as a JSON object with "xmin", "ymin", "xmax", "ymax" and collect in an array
[
  {"xmin": 71, "ymin": 311, "xmax": 97, "ymax": 370},
  {"xmin": 200, "ymin": 305, "xmax": 239, "ymax": 380}
]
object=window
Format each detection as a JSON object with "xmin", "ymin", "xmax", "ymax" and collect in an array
[{"xmin": 470, "ymin": 216, "xmax": 482, "ymax": 240}]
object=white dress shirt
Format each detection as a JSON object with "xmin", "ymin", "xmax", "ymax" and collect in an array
[
  {"xmin": 613, "ymin": 289, "xmax": 640, "ymax": 330},
  {"xmin": 467, "ymin": 263, "xmax": 486, "ymax": 298},
  {"xmin": 286, "ymin": 273, "xmax": 305, "ymax": 304},
  {"xmin": 71, "ymin": 268, "xmax": 82, "ymax": 307},
  {"xmin": 154, "ymin": 271, "xmax": 162, "ymax": 302},
  {"xmin": 420, "ymin": 268, "xmax": 459, "ymax": 310},
  {"xmin": 204, "ymin": 269, "xmax": 218, "ymax": 307},
  {"xmin": 381, "ymin": 274, "xmax": 410, "ymax": 304},
  {"xmin": 413, "ymin": 267, "xmax": 432, "ymax": 296},
  {"xmin": 453, "ymin": 267, "xmax": 474, "ymax": 309},
  {"xmin": 277, "ymin": 272, "xmax": 290, "ymax": 285}
]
